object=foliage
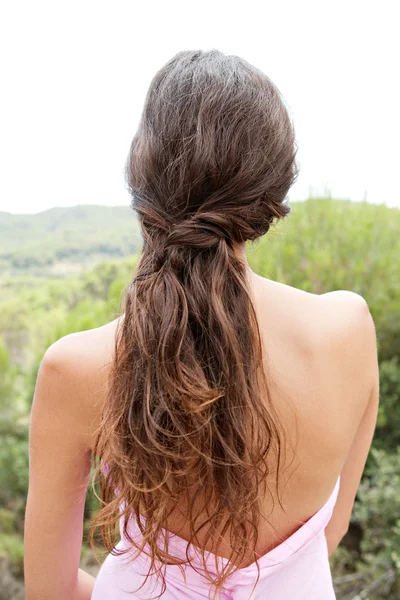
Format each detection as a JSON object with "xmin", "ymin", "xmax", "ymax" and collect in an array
[
  {"xmin": 0, "ymin": 198, "xmax": 399, "ymax": 598},
  {"xmin": 0, "ymin": 204, "xmax": 141, "ymax": 276},
  {"xmin": 0, "ymin": 535, "xmax": 24, "ymax": 577},
  {"xmin": 0, "ymin": 510, "xmax": 15, "ymax": 536},
  {"xmin": 0, "ymin": 341, "xmax": 29, "ymax": 525},
  {"xmin": 355, "ymin": 448, "xmax": 400, "ymax": 566},
  {"xmin": 375, "ymin": 358, "xmax": 400, "ymax": 451},
  {"xmin": 331, "ymin": 448, "xmax": 400, "ymax": 599}
]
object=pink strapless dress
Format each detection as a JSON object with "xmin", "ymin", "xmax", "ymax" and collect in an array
[{"xmin": 91, "ymin": 477, "xmax": 340, "ymax": 599}]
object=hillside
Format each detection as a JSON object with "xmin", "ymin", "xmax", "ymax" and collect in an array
[
  {"xmin": 0, "ymin": 204, "xmax": 141, "ymax": 276},
  {"xmin": 1, "ymin": 198, "xmax": 400, "ymax": 598}
]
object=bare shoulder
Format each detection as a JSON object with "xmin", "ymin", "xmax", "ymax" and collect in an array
[
  {"xmin": 260, "ymin": 282, "xmax": 379, "ymax": 446},
  {"xmin": 38, "ymin": 317, "xmax": 122, "ymax": 449},
  {"xmin": 315, "ymin": 290, "xmax": 378, "ymax": 403},
  {"xmin": 253, "ymin": 277, "xmax": 375, "ymax": 344},
  {"xmin": 42, "ymin": 316, "xmax": 121, "ymax": 374},
  {"xmin": 319, "ymin": 289, "xmax": 371, "ymax": 322},
  {"xmin": 254, "ymin": 277, "xmax": 378, "ymax": 409},
  {"xmin": 317, "ymin": 290, "xmax": 376, "ymax": 352}
]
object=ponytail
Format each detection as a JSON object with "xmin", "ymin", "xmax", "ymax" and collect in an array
[{"xmin": 90, "ymin": 49, "xmax": 298, "ymax": 598}]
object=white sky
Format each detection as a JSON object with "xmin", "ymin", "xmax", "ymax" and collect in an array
[{"xmin": 0, "ymin": 0, "xmax": 399, "ymax": 214}]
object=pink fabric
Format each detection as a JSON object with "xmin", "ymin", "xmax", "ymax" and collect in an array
[{"xmin": 91, "ymin": 477, "xmax": 340, "ymax": 599}]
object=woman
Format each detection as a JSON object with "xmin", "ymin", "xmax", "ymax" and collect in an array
[{"xmin": 24, "ymin": 50, "xmax": 379, "ymax": 600}]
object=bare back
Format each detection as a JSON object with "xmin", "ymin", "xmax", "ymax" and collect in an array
[{"xmin": 78, "ymin": 271, "xmax": 377, "ymax": 564}]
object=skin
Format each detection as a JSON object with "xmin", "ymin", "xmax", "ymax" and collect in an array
[{"xmin": 24, "ymin": 243, "xmax": 379, "ymax": 600}]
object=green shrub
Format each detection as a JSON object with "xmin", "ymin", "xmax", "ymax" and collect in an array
[
  {"xmin": 0, "ymin": 534, "xmax": 24, "ymax": 578},
  {"xmin": 0, "ymin": 510, "xmax": 14, "ymax": 536}
]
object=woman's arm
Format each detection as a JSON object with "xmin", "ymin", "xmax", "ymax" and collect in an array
[
  {"xmin": 24, "ymin": 336, "xmax": 97, "ymax": 600},
  {"xmin": 325, "ymin": 379, "xmax": 379, "ymax": 556},
  {"xmin": 324, "ymin": 297, "xmax": 379, "ymax": 556},
  {"xmin": 77, "ymin": 569, "xmax": 97, "ymax": 599}
]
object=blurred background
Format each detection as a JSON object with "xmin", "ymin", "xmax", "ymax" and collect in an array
[{"xmin": 0, "ymin": 1, "xmax": 399, "ymax": 598}]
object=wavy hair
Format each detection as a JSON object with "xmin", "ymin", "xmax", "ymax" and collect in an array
[{"xmin": 90, "ymin": 49, "xmax": 299, "ymax": 598}]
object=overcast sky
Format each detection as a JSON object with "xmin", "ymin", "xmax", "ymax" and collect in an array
[{"xmin": 1, "ymin": 0, "xmax": 399, "ymax": 214}]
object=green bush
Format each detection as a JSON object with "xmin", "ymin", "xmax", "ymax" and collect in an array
[
  {"xmin": 0, "ymin": 510, "xmax": 14, "ymax": 536},
  {"xmin": 375, "ymin": 358, "xmax": 400, "ymax": 451},
  {"xmin": 0, "ymin": 534, "xmax": 24, "ymax": 577}
]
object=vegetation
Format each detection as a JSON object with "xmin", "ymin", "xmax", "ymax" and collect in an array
[
  {"xmin": 0, "ymin": 198, "xmax": 399, "ymax": 599},
  {"xmin": 0, "ymin": 205, "xmax": 141, "ymax": 276}
]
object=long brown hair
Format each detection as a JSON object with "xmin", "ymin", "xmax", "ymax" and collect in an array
[{"xmin": 91, "ymin": 49, "xmax": 299, "ymax": 598}]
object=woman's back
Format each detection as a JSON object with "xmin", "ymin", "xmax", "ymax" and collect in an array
[
  {"xmin": 25, "ymin": 259, "xmax": 378, "ymax": 600},
  {"xmin": 81, "ymin": 271, "xmax": 375, "ymax": 563}
]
